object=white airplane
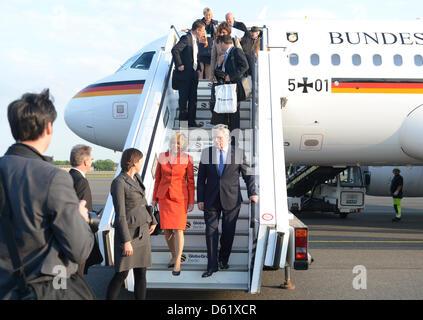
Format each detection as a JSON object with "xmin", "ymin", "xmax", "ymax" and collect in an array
[
  {"xmin": 64, "ymin": 19, "xmax": 423, "ymax": 293},
  {"xmin": 65, "ymin": 19, "xmax": 423, "ymax": 199}
]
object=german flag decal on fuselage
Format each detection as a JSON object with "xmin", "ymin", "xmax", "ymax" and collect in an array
[
  {"xmin": 73, "ymin": 80, "xmax": 145, "ymax": 98},
  {"xmin": 332, "ymin": 78, "xmax": 423, "ymax": 94}
]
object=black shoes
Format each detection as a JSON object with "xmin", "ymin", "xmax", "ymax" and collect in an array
[
  {"xmin": 202, "ymin": 263, "xmax": 228, "ymax": 278},
  {"xmin": 201, "ymin": 270, "xmax": 217, "ymax": 278},
  {"xmin": 172, "ymin": 270, "xmax": 181, "ymax": 276},
  {"xmin": 392, "ymin": 217, "xmax": 401, "ymax": 222}
]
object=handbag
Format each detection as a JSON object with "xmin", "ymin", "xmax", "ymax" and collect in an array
[
  {"xmin": 148, "ymin": 205, "xmax": 161, "ymax": 236},
  {"xmin": 241, "ymin": 75, "xmax": 252, "ymax": 100},
  {"xmin": 0, "ymin": 171, "xmax": 95, "ymax": 300},
  {"xmin": 171, "ymin": 67, "xmax": 179, "ymax": 90},
  {"xmin": 214, "ymin": 83, "xmax": 237, "ymax": 113}
]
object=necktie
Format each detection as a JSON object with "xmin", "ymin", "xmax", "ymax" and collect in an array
[
  {"xmin": 219, "ymin": 149, "xmax": 224, "ymax": 176},
  {"xmin": 222, "ymin": 50, "xmax": 229, "ymax": 72}
]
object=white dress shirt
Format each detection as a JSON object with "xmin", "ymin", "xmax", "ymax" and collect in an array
[{"xmin": 191, "ymin": 32, "xmax": 198, "ymax": 71}]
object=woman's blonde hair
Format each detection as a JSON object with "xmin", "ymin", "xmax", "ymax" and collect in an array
[
  {"xmin": 169, "ymin": 132, "xmax": 188, "ymax": 152},
  {"xmin": 203, "ymin": 7, "xmax": 213, "ymax": 16}
]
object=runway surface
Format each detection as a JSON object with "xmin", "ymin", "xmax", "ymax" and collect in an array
[{"xmin": 86, "ymin": 178, "xmax": 423, "ymax": 300}]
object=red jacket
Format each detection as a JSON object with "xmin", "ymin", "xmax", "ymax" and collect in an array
[{"xmin": 152, "ymin": 151, "xmax": 195, "ymax": 204}]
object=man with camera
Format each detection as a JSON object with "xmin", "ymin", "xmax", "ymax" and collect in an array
[
  {"xmin": 69, "ymin": 144, "xmax": 103, "ymax": 275},
  {"xmin": 0, "ymin": 89, "xmax": 95, "ymax": 299}
]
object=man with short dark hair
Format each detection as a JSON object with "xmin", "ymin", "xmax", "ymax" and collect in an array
[
  {"xmin": 172, "ymin": 19, "xmax": 206, "ymax": 128},
  {"xmin": 0, "ymin": 89, "xmax": 94, "ymax": 299},
  {"xmin": 217, "ymin": 34, "xmax": 249, "ymax": 135}
]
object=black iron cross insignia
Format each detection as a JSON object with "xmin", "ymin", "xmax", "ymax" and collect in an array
[{"xmin": 298, "ymin": 77, "xmax": 313, "ymax": 93}]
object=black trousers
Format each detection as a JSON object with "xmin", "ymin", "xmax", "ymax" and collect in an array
[
  {"xmin": 178, "ymin": 72, "xmax": 198, "ymax": 125},
  {"xmin": 106, "ymin": 268, "xmax": 147, "ymax": 300},
  {"xmin": 203, "ymin": 193, "xmax": 241, "ymax": 272}
]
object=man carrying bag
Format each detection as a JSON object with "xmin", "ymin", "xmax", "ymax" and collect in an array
[
  {"xmin": 0, "ymin": 89, "xmax": 95, "ymax": 300},
  {"xmin": 210, "ymin": 35, "xmax": 249, "ymax": 138}
]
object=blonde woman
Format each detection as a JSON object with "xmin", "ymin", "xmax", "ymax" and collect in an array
[
  {"xmin": 152, "ymin": 133, "xmax": 195, "ymax": 275},
  {"xmin": 198, "ymin": 7, "xmax": 218, "ymax": 79}
]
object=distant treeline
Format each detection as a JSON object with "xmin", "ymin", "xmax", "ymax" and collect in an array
[{"xmin": 53, "ymin": 159, "xmax": 117, "ymax": 171}]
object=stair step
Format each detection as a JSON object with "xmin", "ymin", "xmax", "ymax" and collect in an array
[
  {"xmin": 152, "ymin": 251, "xmax": 249, "ymax": 267},
  {"xmin": 187, "ymin": 203, "xmax": 252, "ymax": 219},
  {"xmin": 151, "ymin": 234, "xmax": 249, "ymax": 251},
  {"xmin": 177, "ymin": 109, "xmax": 251, "ymax": 119},
  {"xmin": 185, "ymin": 217, "xmax": 249, "ymax": 233},
  {"xmin": 146, "ymin": 270, "xmax": 249, "ymax": 290},
  {"xmin": 187, "ymin": 139, "xmax": 251, "ymax": 152},
  {"xmin": 190, "ymin": 102, "xmax": 251, "ymax": 111},
  {"xmin": 173, "ymin": 119, "xmax": 252, "ymax": 130}
]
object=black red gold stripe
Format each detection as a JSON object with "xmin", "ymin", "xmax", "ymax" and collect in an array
[
  {"xmin": 73, "ymin": 80, "xmax": 145, "ymax": 98},
  {"xmin": 332, "ymin": 78, "xmax": 423, "ymax": 94}
]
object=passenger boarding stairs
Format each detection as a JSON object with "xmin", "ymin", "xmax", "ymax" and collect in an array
[
  {"xmin": 287, "ymin": 166, "xmax": 345, "ymax": 197},
  {"xmin": 146, "ymin": 80, "xmax": 253, "ymax": 290},
  {"xmin": 98, "ymin": 26, "xmax": 299, "ymax": 294}
]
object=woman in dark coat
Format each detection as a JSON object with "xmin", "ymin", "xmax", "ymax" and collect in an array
[{"xmin": 106, "ymin": 148, "xmax": 157, "ymax": 300}]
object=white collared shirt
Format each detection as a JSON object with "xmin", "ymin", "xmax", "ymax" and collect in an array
[
  {"xmin": 71, "ymin": 167, "xmax": 86, "ymax": 178},
  {"xmin": 191, "ymin": 32, "xmax": 198, "ymax": 71}
]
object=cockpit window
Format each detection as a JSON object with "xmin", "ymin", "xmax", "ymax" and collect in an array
[
  {"xmin": 131, "ymin": 51, "xmax": 155, "ymax": 70},
  {"xmin": 116, "ymin": 54, "xmax": 139, "ymax": 72}
]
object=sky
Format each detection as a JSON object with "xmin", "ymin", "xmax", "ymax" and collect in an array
[{"xmin": 1, "ymin": 0, "xmax": 422, "ymax": 162}]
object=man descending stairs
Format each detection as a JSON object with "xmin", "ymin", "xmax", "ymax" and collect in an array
[{"xmin": 148, "ymin": 80, "xmax": 254, "ymax": 290}]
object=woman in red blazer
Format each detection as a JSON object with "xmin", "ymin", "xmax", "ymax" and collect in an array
[{"xmin": 152, "ymin": 132, "xmax": 195, "ymax": 275}]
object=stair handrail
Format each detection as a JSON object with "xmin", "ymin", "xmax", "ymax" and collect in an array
[{"xmin": 141, "ymin": 26, "xmax": 179, "ymax": 180}]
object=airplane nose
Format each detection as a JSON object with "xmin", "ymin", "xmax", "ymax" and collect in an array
[
  {"xmin": 64, "ymin": 96, "xmax": 97, "ymax": 145},
  {"xmin": 399, "ymin": 105, "xmax": 423, "ymax": 160}
]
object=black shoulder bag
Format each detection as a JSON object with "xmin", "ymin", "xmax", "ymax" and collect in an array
[{"xmin": 0, "ymin": 171, "xmax": 95, "ymax": 300}]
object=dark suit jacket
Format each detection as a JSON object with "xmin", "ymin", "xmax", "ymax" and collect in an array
[
  {"xmin": 233, "ymin": 21, "xmax": 252, "ymax": 52},
  {"xmin": 171, "ymin": 33, "xmax": 200, "ymax": 81},
  {"xmin": 111, "ymin": 172, "xmax": 156, "ymax": 244},
  {"xmin": 197, "ymin": 146, "xmax": 256, "ymax": 211},
  {"xmin": 0, "ymin": 143, "xmax": 94, "ymax": 299},
  {"xmin": 69, "ymin": 168, "xmax": 103, "ymax": 273},
  {"xmin": 111, "ymin": 171, "xmax": 157, "ymax": 271},
  {"xmin": 69, "ymin": 168, "xmax": 93, "ymax": 212},
  {"xmin": 223, "ymin": 46, "xmax": 249, "ymax": 101}
]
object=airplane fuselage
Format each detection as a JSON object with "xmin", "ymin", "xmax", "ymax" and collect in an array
[{"xmin": 65, "ymin": 20, "xmax": 423, "ymax": 167}]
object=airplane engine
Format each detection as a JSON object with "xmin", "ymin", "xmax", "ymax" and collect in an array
[
  {"xmin": 365, "ymin": 166, "xmax": 423, "ymax": 197},
  {"xmin": 399, "ymin": 105, "xmax": 423, "ymax": 161}
]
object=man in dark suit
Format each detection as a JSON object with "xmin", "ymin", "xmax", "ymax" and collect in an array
[
  {"xmin": 171, "ymin": 20, "xmax": 206, "ymax": 128},
  {"xmin": 0, "ymin": 90, "xmax": 94, "ymax": 299},
  {"xmin": 197, "ymin": 125, "xmax": 258, "ymax": 277},
  {"xmin": 69, "ymin": 144, "xmax": 103, "ymax": 274},
  {"xmin": 225, "ymin": 12, "xmax": 253, "ymax": 74},
  {"xmin": 218, "ymin": 34, "xmax": 249, "ymax": 135},
  {"xmin": 69, "ymin": 144, "xmax": 94, "ymax": 212}
]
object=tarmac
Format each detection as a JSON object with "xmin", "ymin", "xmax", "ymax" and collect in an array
[{"xmin": 86, "ymin": 178, "xmax": 423, "ymax": 300}]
